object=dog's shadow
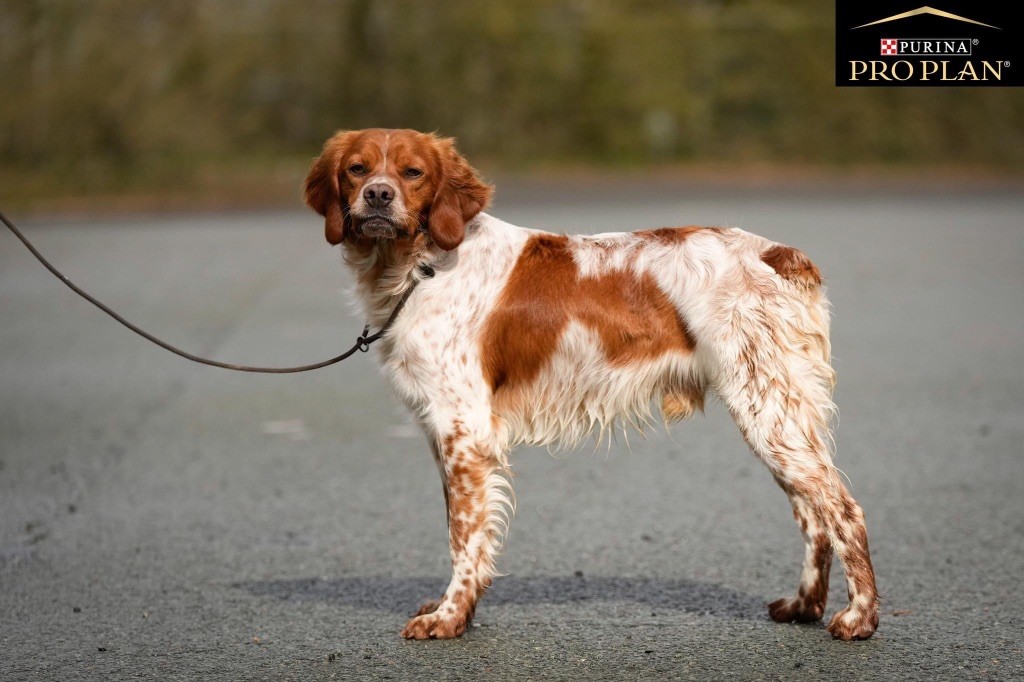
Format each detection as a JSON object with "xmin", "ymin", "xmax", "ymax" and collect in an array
[{"xmin": 235, "ymin": 575, "xmax": 767, "ymax": 620}]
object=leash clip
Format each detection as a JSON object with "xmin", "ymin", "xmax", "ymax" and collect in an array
[{"xmin": 358, "ymin": 325, "xmax": 371, "ymax": 352}]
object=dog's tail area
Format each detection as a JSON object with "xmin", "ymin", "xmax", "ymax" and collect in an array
[
  {"xmin": 760, "ymin": 242, "xmax": 832, "ymax": 372},
  {"xmin": 761, "ymin": 244, "xmax": 823, "ymax": 290},
  {"xmin": 760, "ymin": 242, "xmax": 836, "ymax": 454}
]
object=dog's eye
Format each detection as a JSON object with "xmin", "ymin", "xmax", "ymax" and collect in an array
[
  {"xmin": 403, "ymin": 168, "xmax": 423, "ymax": 179},
  {"xmin": 348, "ymin": 164, "xmax": 366, "ymax": 175}
]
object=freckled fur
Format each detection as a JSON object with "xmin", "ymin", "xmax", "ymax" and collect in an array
[{"xmin": 303, "ymin": 129, "xmax": 879, "ymax": 642}]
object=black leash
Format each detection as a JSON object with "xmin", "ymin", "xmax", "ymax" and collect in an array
[{"xmin": 0, "ymin": 209, "xmax": 433, "ymax": 373}]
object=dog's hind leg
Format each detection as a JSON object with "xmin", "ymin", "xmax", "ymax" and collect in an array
[
  {"xmin": 767, "ymin": 490, "xmax": 833, "ymax": 624},
  {"xmin": 401, "ymin": 418, "xmax": 513, "ymax": 640},
  {"xmin": 709, "ymin": 267, "xmax": 878, "ymax": 640}
]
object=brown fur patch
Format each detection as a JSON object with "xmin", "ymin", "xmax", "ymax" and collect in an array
[
  {"xmin": 761, "ymin": 245, "xmax": 822, "ymax": 287},
  {"xmin": 635, "ymin": 226, "xmax": 715, "ymax": 244},
  {"xmin": 414, "ymin": 600, "xmax": 441, "ymax": 616},
  {"xmin": 481, "ymin": 234, "xmax": 695, "ymax": 395},
  {"xmin": 799, "ymin": 537, "xmax": 833, "ymax": 611},
  {"xmin": 661, "ymin": 385, "xmax": 705, "ymax": 422}
]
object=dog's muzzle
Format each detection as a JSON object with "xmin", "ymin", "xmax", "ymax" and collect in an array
[{"xmin": 356, "ymin": 215, "xmax": 400, "ymax": 239}]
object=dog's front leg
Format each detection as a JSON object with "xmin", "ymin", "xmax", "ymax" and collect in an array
[{"xmin": 402, "ymin": 422, "xmax": 512, "ymax": 639}]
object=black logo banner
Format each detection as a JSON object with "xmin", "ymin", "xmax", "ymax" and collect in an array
[{"xmin": 836, "ymin": 1, "xmax": 1023, "ymax": 86}]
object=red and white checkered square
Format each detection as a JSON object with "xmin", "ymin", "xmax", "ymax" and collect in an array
[{"xmin": 880, "ymin": 39, "xmax": 899, "ymax": 55}]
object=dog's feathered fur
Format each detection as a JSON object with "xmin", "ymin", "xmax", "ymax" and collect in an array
[{"xmin": 304, "ymin": 128, "xmax": 879, "ymax": 641}]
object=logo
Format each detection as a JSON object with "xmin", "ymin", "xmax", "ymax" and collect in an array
[
  {"xmin": 853, "ymin": 6, "xmax": 1000, "ymax": 30},
  {"xmin": 836, "ymin": 2, "xmax": 1023, "ymax": 86},
  {"xmin": 879, "ymin": 39, "xmax": 971, "ymax": 56}
]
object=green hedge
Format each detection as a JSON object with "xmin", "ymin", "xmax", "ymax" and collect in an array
[{"xmin": 2, "ymin": 0, "xmax": 1022, "ymax": 191}]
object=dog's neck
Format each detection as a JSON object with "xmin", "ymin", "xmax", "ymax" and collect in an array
[
  {"xmin": 342, "ymin": 233, "xmax": 435, "ymax": 324},
  {"xmin": 340, "ymin": 214, "xmax": 489, "ymax": 325}
]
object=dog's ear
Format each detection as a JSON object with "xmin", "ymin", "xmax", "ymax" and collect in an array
[
  {"xmin": 426, "ymin": 138, "xmax": 493, "ymax": 251},
  {"xmin": 304, "ymin": 131, "xmax": 356, "ymax": 245}
]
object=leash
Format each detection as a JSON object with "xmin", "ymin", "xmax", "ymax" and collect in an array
[{"xmin": 0, "ymin": 209, "xmax": 434, "ymax": 373}]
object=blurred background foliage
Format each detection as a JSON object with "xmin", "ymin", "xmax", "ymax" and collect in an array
[{"xmin": 2, "ymin": 0, "xmax": 1023, "ymax": 203}]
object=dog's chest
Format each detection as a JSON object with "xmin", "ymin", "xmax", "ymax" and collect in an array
[
  {"xmin": 378, "ymin": 273, "xmax": 494, "ymax": 399},
  {"xmin": 376, "ymin": 219, "xmax": 528, "ymax": 402}
]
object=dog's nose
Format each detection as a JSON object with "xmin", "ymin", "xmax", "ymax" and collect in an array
[{"xmin": 363, "ymin": 183, "xmax": 394, "ymax": 209}]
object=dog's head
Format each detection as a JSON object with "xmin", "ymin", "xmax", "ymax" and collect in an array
[{"xmin": 303, "ymin": 128, "xmax": 492, "ymax": 250}]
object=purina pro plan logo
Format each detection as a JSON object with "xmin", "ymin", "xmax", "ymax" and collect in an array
[
  {"xmin": 878, "ymin": 38, "xmax": 971, "ymax": 57},
  {"xmin": 836, "ymin": 2, "xmax": 1023, "ymax": 86}
]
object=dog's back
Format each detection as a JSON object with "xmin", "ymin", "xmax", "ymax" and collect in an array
[{"xmin": 477, "ymin": 222, "xmax": 831, "ymax": 453}]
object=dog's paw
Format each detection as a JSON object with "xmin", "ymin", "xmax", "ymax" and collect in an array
[
  {"xmin": 768, "ymin": 596, "xmax": 824, "ymax": 623},
  {"xmin": 401, "ymin": 611, "xmax": 469, "ymax": 640},
  {"xmin": 414, "ymin": 599, "xmax": 442, "ymax": 616},
  {"xmin": 826, "ymin": 605, "xmax": 878, "ymax": 640}
]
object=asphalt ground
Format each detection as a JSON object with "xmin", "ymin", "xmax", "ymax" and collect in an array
[{"xmin": 1, "ymin": 185, "xmax": 1022, "ymax": 680}]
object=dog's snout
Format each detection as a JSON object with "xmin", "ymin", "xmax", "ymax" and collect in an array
[{"xmin": 363, "ymin": 183, "xmax": 394, "ymax": 209}]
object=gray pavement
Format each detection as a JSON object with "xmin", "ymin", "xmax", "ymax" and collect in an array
[{"xmin": 1, "ymin": 186, "xmax": 1022, "ymax": 680}]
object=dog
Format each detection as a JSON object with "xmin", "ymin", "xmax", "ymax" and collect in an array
[{"xmin": 303, "ymin": 128, "xmax": 879, "ymax": 641}]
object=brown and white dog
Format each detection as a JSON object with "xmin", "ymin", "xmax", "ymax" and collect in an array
[{"xmin": 304, "ymin": 128, "xmax": 879, "ymax": 641}]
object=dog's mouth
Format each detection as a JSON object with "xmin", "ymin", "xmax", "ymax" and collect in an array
[{"xmin": 355, "ymin": 214, "xmax": 399, "ymax": 239}]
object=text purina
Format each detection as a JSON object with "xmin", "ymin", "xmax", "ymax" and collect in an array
[
  {"xmin": 850, "ymin": 60, "xmax": 1003, "ymax": 81},
  {"xmin": 888, "ymin": 39, "xmax": 972, "ymax": 56}
]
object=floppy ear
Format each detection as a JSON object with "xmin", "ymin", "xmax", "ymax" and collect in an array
[
  {"xmin": 304, "ymin": 131, "xmax": 354, "ymax": 245},
  {"xmin": 427, "ymin": 139, "xmax": 493, "ymax": 251}
]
